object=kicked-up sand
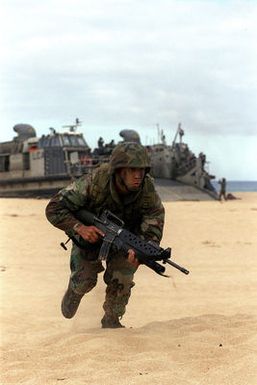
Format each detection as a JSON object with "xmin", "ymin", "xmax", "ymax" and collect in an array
[{"xmin": 1, "ymin": 193, "xmax": 257, "ymax": 385}]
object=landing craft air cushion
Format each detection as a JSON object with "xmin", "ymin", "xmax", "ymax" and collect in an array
[{"xmin": 0, "ymin": 120, "xmax": 218, "ymax": 200}]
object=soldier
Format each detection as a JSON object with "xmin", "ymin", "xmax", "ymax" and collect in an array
[
  {"xmin": 45, "ymin": 142, "xmax": 165, "ymax": 328},
  {"xmin": 218, "ymin": 177, "xmax": 227, "ymax": 201}
]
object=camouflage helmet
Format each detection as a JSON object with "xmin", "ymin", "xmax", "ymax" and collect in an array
[{"xmin": 110, "ymin": 142, "xmax": 151, "ymax": 173}]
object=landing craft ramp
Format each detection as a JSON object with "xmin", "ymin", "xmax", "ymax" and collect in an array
[{"xmin": 154, "ymin": 179, "xmax": 217, "ymax": 201}]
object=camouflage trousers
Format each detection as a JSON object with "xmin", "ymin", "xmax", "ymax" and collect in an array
[{"xmin": 69, "ymin": 243, "xmax": 137, "ymax": 319}]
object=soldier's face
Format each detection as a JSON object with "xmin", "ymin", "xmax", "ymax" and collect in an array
[{"xmin": 118, "ymin": 167, "xmax": 145, "ymax": 191}]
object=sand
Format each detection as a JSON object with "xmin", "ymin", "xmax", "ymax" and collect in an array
[{"xmin": 1, "ymin": 193, "xmax": 257, "ymax": 385}]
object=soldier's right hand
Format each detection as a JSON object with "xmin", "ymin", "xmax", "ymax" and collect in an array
[{"xmin": 75, "ymin": 224, "xmax": 105, "ymax": 243}]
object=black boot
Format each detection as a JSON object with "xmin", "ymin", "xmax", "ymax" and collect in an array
[
  {"xmin": 101, "ymin": 314, "xmax": 125, "ymax": 329},
  {"xmin": 61, "ymin": 281, "xmax": 83, "ymax": 319}
]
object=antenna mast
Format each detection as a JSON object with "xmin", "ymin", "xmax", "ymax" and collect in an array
[{"xmin": 62, "ymin": 118, "xmax": 82, "ymax": 132}]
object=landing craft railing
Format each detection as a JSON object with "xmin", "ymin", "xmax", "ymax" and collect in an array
[{"xmin": 69, "ymin": 156, "xmax": 110, "ymax": 178}]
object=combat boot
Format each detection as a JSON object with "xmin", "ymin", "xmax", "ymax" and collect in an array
[
  {"xmin": 101, "ymin": 314, "xmax": 125, "ymax": 329},
  {"xmin": 61, "ymin": 281, "xmax": 83, "ymax": 319}
]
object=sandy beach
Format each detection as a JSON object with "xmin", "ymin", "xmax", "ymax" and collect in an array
[{"xmin": 1, "ymin": 193, "xmax": 257, "ymax": 385}]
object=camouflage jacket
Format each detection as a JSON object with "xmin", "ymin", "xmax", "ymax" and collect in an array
[{"xmin": 45, "ymin": 164, "xmax": 165, "ymax": 243}]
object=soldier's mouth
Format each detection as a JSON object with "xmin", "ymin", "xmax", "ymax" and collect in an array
[{"xmin": 133, "ymin": 180, "xmax": 142, "ymax": 186}]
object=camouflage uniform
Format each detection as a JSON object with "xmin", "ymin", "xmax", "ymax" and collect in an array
[{"xmin": 45, "ymin": 142, "xmax": 164, "ymax": 326}]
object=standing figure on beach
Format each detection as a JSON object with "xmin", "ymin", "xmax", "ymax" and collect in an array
[
  {"xmin": 218, "ymin": 177, "xmax": 227, "ymax": 201},
  {"xmin": 45, "ymin": 142, "xmax": 165, "ymax": 328}
]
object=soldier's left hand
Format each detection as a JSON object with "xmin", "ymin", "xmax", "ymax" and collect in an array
[{"xmin": 127, "ymin": 249, "xmax": 140, "ymax": 269}]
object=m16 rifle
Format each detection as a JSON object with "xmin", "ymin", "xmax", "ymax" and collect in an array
[{"xmin": 62, "ymin": 210, "xmax": 189, "ymax": 277}]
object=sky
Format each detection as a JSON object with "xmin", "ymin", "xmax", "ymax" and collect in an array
[{"xmin": 0, "ymin": 0, "xmax": 256, "ymax": 180}]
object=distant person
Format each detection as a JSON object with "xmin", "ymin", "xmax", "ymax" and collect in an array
[
  {"xmin": 218, "ymin": 178, "xmax": 227, "ymax": 201},
  {"xmin": 199, "ymin": 152, "xmax": 206, "ymax": 170},
  {"xmin": 97, "ymin": 137, "xmax": 104, "ymax": 148}
]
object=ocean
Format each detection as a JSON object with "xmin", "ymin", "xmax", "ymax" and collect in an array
[{"xmin": 212, "ymin": 180, "xmax": 257, "ymax": 192}]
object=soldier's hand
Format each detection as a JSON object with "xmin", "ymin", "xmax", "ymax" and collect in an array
[
  {"xmin": 127, "ymin": 249, "xmax": 140, "ymax": 269},
  {"xmin": 75, "ymin": 224, "xmax": 105, "ymax": 243}
]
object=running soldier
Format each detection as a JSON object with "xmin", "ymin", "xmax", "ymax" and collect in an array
[{"xmin": 45, "ymin": 142, "xmax": 165, "ymax": 328}]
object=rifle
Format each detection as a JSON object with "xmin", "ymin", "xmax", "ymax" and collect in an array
[{"xmin": 62, "ymin": 209, "xmax": 189, "ymax": 277}]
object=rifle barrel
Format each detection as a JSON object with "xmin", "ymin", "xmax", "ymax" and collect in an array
[{"xmin": 165, "ymin": 259, "xmax": 189, "ymax": 275}]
